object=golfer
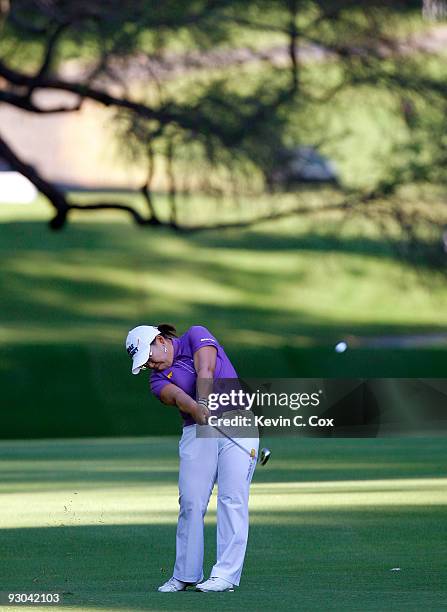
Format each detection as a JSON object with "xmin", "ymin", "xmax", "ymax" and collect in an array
[{"xmin": 125, "ymin": 323, "xmax": 259, "ymax": 593}]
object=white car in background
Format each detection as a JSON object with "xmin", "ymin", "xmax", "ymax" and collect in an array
[
  {"xmin": 0, "ymin": 159, "xmax": 37, "ymax": 204},
  {"xmin": 266, "ymin": 146, "xmax": 339, "ymax": 191}
]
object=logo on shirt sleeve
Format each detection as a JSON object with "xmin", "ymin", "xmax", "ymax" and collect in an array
[{"xmin": 200, "ymin": 338, "xmax": 216, "ymax": 342}]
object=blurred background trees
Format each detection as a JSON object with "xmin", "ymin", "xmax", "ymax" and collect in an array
[{"xmin": 0, "ymin": 1, "xmax": 446, "ymax": 269}]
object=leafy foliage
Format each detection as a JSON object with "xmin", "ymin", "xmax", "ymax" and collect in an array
[{"xmin": 0, "ymin": 1, "xmax": 446, "ymax": 269}]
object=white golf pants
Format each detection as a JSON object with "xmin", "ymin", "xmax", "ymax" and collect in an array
[{"xmin": 173, "ymin": 423, "xmax": 259, "ymax": 586}]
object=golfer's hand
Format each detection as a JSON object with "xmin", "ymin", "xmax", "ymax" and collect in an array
[{"xmin": 192, "ymin": 402, "xmax": 210, "ymax": 425}]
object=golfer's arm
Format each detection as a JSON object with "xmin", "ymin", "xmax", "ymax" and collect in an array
[
  {"xmin": 194, "ymin": 345, "xmax": 217, "ymax": 403},
  {"xmin": 160, "ymin": 383, "xmax": 209, "ymax": 425},
  {"xmin": 159, "ymin": 382, "xmax": 205, "ymax": 423}
]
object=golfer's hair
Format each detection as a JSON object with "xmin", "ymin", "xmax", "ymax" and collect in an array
[{"xmin": 157, "ymin": 323, "xmax": 178, "ymax": 339}]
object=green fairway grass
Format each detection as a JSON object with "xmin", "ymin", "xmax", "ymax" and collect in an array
[
  {"xmin": 1, "ymin": 435, "xmax": 447, "ymax": 611},
  {"xmin": 0, "ymin": 200, "xmax": 446, "ymax": 437}
]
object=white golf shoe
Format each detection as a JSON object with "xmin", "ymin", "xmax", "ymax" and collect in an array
[
  {"xmin": 195, "ymin": 577, "xmax": 234, "ymax": 592},
  {"xmin": 158, "ymin": 577, "xmax": 190, "ymax": 592}
]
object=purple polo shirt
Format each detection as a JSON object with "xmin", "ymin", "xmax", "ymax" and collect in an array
[{"xmin": 150, "ymin": 325, "xmax": 238, "ymax": 427}]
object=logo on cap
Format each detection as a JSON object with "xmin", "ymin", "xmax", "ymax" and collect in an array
[{"xmin": 127, "ymin": 343, "xmax": 138, "ymax": 358}]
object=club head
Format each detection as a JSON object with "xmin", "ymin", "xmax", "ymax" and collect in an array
[{"xmin": 259, "ymin": 447, "xmax": 271, "ymax": 466}]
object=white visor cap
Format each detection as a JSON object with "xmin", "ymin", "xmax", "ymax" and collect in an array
[{"xmin": 125, "ymin": 325, "xmax": 161, "ymax": 375}]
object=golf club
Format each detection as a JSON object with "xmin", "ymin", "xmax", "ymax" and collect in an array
[{"xmin": 213, "ymin": 425, "xmax": 271, "ymax": 466}]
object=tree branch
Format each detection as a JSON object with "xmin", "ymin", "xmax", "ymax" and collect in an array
[
  {"xmin": 287, "ymin": 0, "xmax": 299, "ymax": 94},
  {"xmin": 0, "ymin": 59, "xmax": 231, "ymax": 142},
  {"xmin": 68, "ymin": 202, "xmax": 151, "ymax": 225},
  {"xmin": 1, "ymin": 126, "xmax": 437, "ymax": 244},
  {"xmin": 177, "ymin": 190, "xmax": 379, "ymax": 232},
  {"xmin": 0, "ymin": 131, "xmax": 153, "ymax": 228},
  {"xmin": 34, "ymin": 21, "xmax": 70, "ymax": 83},
  {"xmin": 0, "ymin": 90, "xmax": 82, "ymax": 113},
  {"xmin": 140, "ymin": 142, "xmax": 161, "ymax": 224},
  {"xmin": 0, "ymin": 131, "xmax": 70, "ymax": 228}
]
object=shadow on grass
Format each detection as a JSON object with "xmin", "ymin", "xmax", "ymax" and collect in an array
[
  {"xmin": 1, "ymin": 221, "xmax": 446, "ymax": 438},
  {"xmin": 2, "ymin": 219, "xmax": 445, "ymax": 265},
  {"xmin": 1, "ymin": 437, "xmax": 447, "ymax": 490},
  {"xmin": 1, "ymin": 437, "xmax": 447, "ymax": 608},
  {"xmin": 2, "ymin": 505, "xmax": 447, "ymax": 610}
]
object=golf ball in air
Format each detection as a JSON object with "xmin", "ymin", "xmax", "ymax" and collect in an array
[{"xmin": 335, "ymin": 341, "xmax": 348, "ymax": 353}]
